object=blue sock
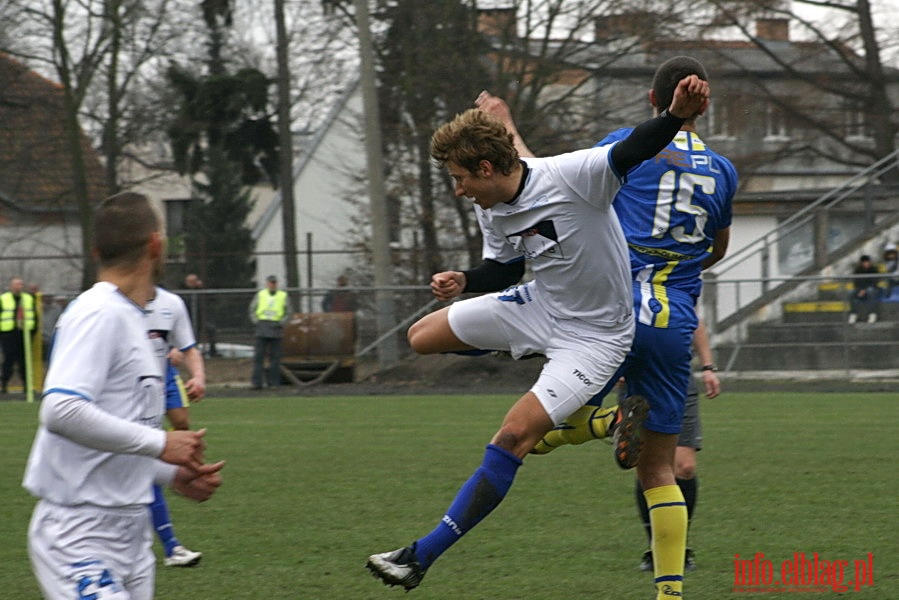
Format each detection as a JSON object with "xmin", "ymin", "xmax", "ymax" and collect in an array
[
  {"xmin": 150, "ymin": 485, "xmax": 180, "ymax": 556},
  {"xmin": 414, "ymin": 444, "xmax": 522, "ymax": 569}
]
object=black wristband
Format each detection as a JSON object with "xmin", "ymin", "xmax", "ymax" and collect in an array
[
  {"xmin": 461, "ymin": 259, "xmax": 525, "ymax": 294},
  {"xmin": 659, "ymin": 108, "xmax": 687, "ymax": 122},
  {"xmin": 701, "ymin": 364, "xmax": 717, "ymax": 372}
]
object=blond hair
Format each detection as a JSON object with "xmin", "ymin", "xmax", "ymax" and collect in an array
[{"xmin": 430, "ymin": 109, "xmax": 519, "ymax": 175}]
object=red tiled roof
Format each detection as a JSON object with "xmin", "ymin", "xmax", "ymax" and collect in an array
[{"xmin": 0, "ymin": 53, "xmax": 107, "ymax": 211}]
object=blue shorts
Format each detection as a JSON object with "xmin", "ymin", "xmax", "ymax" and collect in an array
[
  {"xmin": 165, "ymin": 364, "xmax": 189, "ymax": 411},
  {"xmin": 613, "ymin": 375, "xmax": 702, "ymax": 447},
  {"xmin": 587, "ymin": 292, "xmax": 695, "ymax": 435}
]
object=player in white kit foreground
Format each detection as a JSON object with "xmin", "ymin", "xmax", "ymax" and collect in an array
[
  {"xmin": 366, "ymin": 75, "xmax": 710, "ymax": 592},
  {"xmin": 23, "ymin": 192, "xmax": 224, "ymax": 600}
]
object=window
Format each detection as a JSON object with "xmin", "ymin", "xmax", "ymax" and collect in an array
[
  {"xmin": 706, "ymin": 94, "xmax": 744, "ymax": 139},
  {"xmin": 764, "ymin": 99, "xmax": 791, "ymax": 141},
  {"xmin": 843, "ymin": 99, "xmax": 871, "ymax": 140}
]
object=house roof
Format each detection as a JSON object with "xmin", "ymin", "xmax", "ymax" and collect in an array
[{"xmin": 0, "ymin": 53, "xmax": 107, "ymax": 212}]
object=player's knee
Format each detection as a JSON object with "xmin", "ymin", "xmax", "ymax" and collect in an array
[
  {"xmin": 166, "ymin": 410, "xmax": 190, "ymax": 431},
  {"xmin": 675, "ymin": 460, "xmax": 697, "ymax": 480},
  {"xmin": 408, "ymin": 313, "xmax": 455, "ymax": 354},
  {"xmin": 674, "ymin": 446, "xmax": 698, "ymax": 479},
  {"xmin": 492, "ymin": 423, "xmax": 546, "ymax": 459},
  {"xmin": 674, "ymin": 448, "xmax": 696, "ymax": 479},
  {"xmin": 491, "ymin": 429, "xmax": 525, "ymax": 456},
  {"xmin": 406, "ymin": 321, "xmax": 430, "ymax": 354}
]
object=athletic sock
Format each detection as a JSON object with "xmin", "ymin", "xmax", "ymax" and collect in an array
[
  {"xmin": 638, "ymin": 476, "xmax": 699, "ymax": 547},
  {"xmin": 150, "ymin": 485, "xmax": 180, "ymax": 556},
  {"xmin": 645, "ymin": 484, "xmax": 687, "ymax": 599},
  {"xmin": 413, "ymin": 444, "xmax": 522, "ymax": 569},
  {"xmin": 635, "ymin": 479, "xmax": 652, "ymax": 544},
  {"xmin": 531, "ymin": 405, "xmax": 615, "ymax": 454},
  {"xmin": 677, "ymin": 476, "xmax": 698, "ymax": 523}
]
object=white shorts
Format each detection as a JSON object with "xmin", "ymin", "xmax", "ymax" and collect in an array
[
  {"xmin": 448, "ymin": 282, "xmax": 633, "ymax": 425},
  {"xmin": 29, "ymin": 500, "xmax": 155, "ymax": 600}
]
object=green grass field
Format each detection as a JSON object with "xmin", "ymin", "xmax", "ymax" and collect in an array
[{"xmin": 0, "ymin": 392, "xmax": 895, "ymax": 599}]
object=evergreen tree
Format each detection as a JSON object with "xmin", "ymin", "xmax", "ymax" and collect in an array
[{"xmin": 166, "ymin": 0, "xmax": 277, "ymax": 293}]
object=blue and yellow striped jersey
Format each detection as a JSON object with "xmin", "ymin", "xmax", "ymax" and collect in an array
[{"xmin": 596, "ymin": 128, "xmax": 737, "ymax": 326}]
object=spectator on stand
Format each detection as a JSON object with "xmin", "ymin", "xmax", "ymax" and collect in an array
[{"xmin": 848, "ymin": 255, "xmax": 882, "ymax": 323}]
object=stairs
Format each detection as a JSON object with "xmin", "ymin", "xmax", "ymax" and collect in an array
[{"xmin": 717, "ymin": 284, "xmax": 899, "ymax": 371}]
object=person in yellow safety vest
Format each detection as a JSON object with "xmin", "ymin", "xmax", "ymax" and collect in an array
[
  {"xmin": 248, "ymin": 275, "xmax": 292, "ymax": 389},
  {"xmin": 0, "ymin": 276, "xmax": 37, "ymax": 394}
]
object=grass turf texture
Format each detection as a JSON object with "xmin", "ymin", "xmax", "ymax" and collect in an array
[{"xmin": 0, "ymin": 392, "xmax": 895, "ymax": 599}]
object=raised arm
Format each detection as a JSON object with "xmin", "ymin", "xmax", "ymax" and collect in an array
[
  {"xmin": 610, "ymin": 74, "xmax": 709, "ymax": 175},
  {"xmin": 475, "ymin": 91, "xmax": 536, "ymax": 158},
  {"xmin": 477, "ymin": 75, "xmax": 709, "ymax": 175}
]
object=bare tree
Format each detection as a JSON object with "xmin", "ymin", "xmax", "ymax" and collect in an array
[
  {"xmin": 365, "ymin": 0, "xmax": 693, "ymax": 275},
  {"xmin": 0, "ymin": 0, "xmax": 202, "ymax": 288},
  {"xmin": 696, "ymin": 0, "xmax": 899, "ymax": 180}
]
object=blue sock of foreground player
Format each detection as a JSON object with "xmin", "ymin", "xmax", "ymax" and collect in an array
[
  {"xmin": 413, "ymin": 444, "xmax": 522, "ymax": 569},
  {"xmin": 150, "ymin": 485, "xmax": 180, "ymax": 556}
]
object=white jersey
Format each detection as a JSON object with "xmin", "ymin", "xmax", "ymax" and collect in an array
[
  {"xmin": 476, "ymin": 146, "xmax": 632, "ymax": 325},
  {"xmin": 22, "ymin": 281, "xmax": 169, "ymax": 507},
  {"xmin": 146, "ymin": 286, "xmax": 197, "ymax": 374}
]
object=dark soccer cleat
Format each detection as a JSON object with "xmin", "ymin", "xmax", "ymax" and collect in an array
[
  {"xmin": 685, "ymin": 547, "xmax": 697, "ymax": 571},
  {"xmin": 639, "ymin": 549, "xmax": 654, "ymax": 572},
  {"xmin": 366, "ymin": 545, "xmax": 427, "ymax": 591},
  {"xmin": 611, "ymin": 395, "xmax": 649, "ymax": 469}
]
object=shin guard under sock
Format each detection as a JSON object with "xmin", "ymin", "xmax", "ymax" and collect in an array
[
  {"xmin": 414, "ymin": 444, "xmax": 522, "ymax": 569},
  {"xmin": 645, "ymin": 484, "xmax": 687, "ymax": 599}
]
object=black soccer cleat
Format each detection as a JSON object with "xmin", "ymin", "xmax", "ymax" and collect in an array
[
  {"xmin": 685, "ymin": 547, "xmax": 697, "ymax": 571},
  {"xmin": 639, "ymin": 549, "xmax": 654, "ymax": 572}
]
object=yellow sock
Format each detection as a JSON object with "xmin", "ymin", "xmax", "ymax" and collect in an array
[
  {"xmin": 530, "ymin": 405, "xmax": 616, "ymax": 454},
  {"xmin": 645, "ymin": 484, "xmax": 687, "ymax": 599}
]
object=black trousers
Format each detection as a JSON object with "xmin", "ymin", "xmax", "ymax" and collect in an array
[{"xmin": 0, "ymin": 330, "xmax": 26, "ymax": 387}]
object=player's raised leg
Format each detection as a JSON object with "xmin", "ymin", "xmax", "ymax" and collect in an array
[
  {"xmin": 366, "ymin": 391, "xmax": 550, "ymax": 590},
  {"xmin": 407, "ymin": 306, "xmax": 476, "ymax": 355},
  {"xmin": 530, "ymin": 404, "xmax": 617, "ymax": 454}
]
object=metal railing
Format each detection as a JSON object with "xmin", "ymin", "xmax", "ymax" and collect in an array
[
  {"xmin": 703, "ymin": 272, "xmax": 899, "ymax": 374},
  {"xmin": 179, "ymin": 273, "xmax": 898, "ymax": 375},
  {"xmin": 706, "ymin": 148, "xmax": 899, "ymax": 335},
  {"xmin": 30, "ymin": 275, "xmax": 897, "ymax": 384}
]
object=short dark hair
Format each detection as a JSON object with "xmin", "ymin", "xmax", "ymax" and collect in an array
[
  {"xmin": 93, "ymin": 192, "xmax": 159, "ymax": 268},
  {"xmin": 652, "ymin": 56, "xmax": 709, "ymax": 113},
  {"xmin": 430, "ymin": 109, "xmax": 519, "ymax": 176}
]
